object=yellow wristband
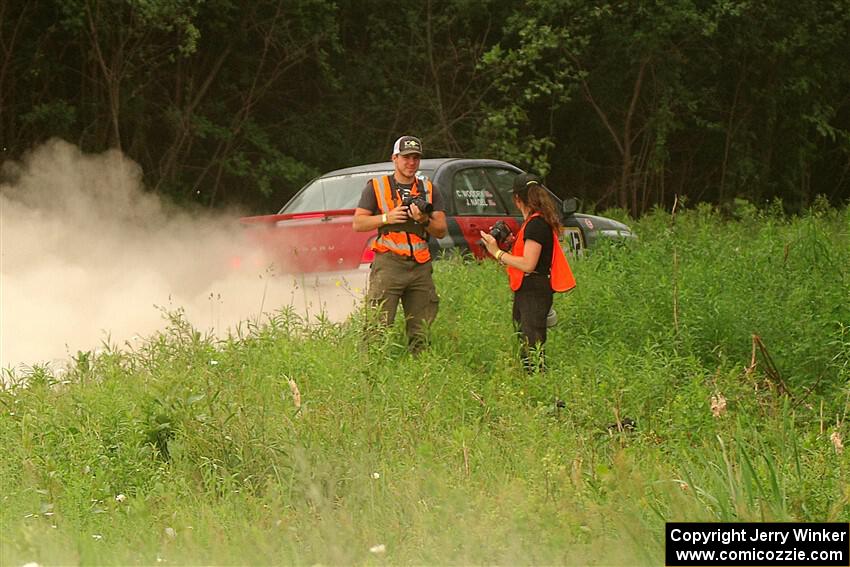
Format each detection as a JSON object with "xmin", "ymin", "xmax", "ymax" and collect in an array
[
  {"xmin": 496, "ymin": 250, "xmax": 505, "ymax": 263},
  {"xmin": 381, "ymin": 213, "xmax": 388, "ymax": 225}
]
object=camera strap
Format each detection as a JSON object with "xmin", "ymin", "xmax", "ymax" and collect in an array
[
  {"xmin": 390, "ymin": 177, "xmax": 416, "ymax": 205},
  {"xmin": 376, "ymin": 177, "xmax": 423, "ymax": 238}
]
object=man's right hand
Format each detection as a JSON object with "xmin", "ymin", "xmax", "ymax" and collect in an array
[
  {"xmin": 385, "ymin": 205, "xmax": 409, "ymax": 224},
  {"xmin": 354, "ymin": 206, "xmax": 409, "ymax": 231}
]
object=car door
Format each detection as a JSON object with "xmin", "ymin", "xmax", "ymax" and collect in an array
[
  {"xmin": 447, "ymin": 166, "xmax": 523, "ymax": 258},
  {"xmin": 560, "ymin": 214, "xmax": 588, "ymax": 258}
]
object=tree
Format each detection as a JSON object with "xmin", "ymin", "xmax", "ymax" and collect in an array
[
  {"xmin": 55, "ymin": 0, "xmax": 201, "ymax": 151},
  {"xmin": 477, "ymin": 0, "xmax": 850, "ymax": 213},
  {"xmin": 3, "ymin": 0, "xmax": 849, "ymax": 211}
]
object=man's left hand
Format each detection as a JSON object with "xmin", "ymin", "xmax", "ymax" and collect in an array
[{"xmin": 409, "ymin": 203, "xmax": 428, "ymax": 224}]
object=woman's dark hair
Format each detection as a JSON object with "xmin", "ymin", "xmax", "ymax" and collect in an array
[{"xmin": 512, "ymin": 173, "xmax": 561, "ymax": 233}]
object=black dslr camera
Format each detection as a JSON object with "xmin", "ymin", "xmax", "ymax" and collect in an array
[
  {"xmin": 477, "ymin": 220, "xmax": 512, "ymax": 248},
  {"xmin": 488, "ymin": 220, "xmax": 511, "ymax": 243},
  {"xmin": 402, "ymin": 195, "xmax": 434, "ymax": 215}
]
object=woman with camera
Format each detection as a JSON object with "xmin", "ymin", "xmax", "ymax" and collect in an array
[{"xmin": 479, "ymin": 173, "xmax": 575, "ymax": 372}]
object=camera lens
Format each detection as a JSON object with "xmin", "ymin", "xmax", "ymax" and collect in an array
[
  {"xmin": 405, "ymin": 196, "xmax": 433, "ymax": 215},
  {"xmin": 490, "ymin": 221, "xmax": 510, "ymax": 243}
]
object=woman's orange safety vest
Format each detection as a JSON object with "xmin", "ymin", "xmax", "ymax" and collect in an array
[
  {"xmin": 508, "ymin": 213, "xmax": 576, "ymax": 292},
  {"xmin": 371, "ymin": 175, "xmax": 434, "ymax": 263}
]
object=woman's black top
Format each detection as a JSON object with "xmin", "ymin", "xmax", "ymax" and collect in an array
[{"xmin": 524, "ymin": 216, "xmax": 554, "ymax": 275}]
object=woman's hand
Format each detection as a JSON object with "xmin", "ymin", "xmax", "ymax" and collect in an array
[{"xmin": 479, "ymin": 231, "xmax": 501, "ymax": 257}]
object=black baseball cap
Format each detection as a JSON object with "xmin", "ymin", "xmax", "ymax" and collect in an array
[
  {"xmin": 511, "ymin": 172, "xmax": 542, "ymax": 194},
  {"xmin": 392, "ymin": 135, "xmax": 423, "ymax": 156}
]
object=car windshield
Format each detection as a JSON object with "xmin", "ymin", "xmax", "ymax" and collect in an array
[{"xmin": 280, "ymin": 169, "xmax": 435, "ymax": 213}]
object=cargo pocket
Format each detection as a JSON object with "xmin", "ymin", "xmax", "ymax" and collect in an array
[
  {"xmin": 366, "ymin": 261, "xmax": 384, "ymax": 302},
  {"xmin": 425, "ymin": 286, "xmax": 439, "ymax": 320}
]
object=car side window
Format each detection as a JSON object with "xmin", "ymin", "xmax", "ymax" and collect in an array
[
  {"xmin": 452, "ymin": 168, "xmax": 506, "ymax": 216},
  {"xmin": 485, "ymin": 168, "xmax": 521, "ymax": 216}
]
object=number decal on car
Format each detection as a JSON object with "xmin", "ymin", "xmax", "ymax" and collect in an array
[{"xmin": 561, "ymin": 227, "xmax": 585, "ymax": 257}]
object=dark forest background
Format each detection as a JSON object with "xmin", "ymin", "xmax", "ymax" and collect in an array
[{"xmin": 2, "ymin": 0, "xmax": 849, "ymax": 216}]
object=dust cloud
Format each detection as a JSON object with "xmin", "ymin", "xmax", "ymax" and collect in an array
[{"xmin": 0, "ymin": 139, "xmax": 366, "ymax": 371}]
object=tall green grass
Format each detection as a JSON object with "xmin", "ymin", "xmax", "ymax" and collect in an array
[{"xmin": 2, "ymin": 203, "xmax": 848, "ymax": 565}]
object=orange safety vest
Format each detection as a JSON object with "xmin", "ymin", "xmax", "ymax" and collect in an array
[
  {"xmin": 371, "ymin": 175, "xmax": 434, "ymax": 263},
  {"xmin": 508, "ymin": 213, "xmax": 576, "ymax": 292}
]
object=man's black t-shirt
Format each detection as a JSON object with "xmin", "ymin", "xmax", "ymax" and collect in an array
[{"xmin": 523, "ymin": 216, "xmax": 554, "ymax": 275}]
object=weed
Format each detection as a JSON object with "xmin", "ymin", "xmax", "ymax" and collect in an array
[{"xmin": 2, "ymin": 204, "xmax": 849, "ymax": 565}]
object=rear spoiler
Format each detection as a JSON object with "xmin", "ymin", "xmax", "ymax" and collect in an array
[{"xmin": 240, "ymin": 209, "xmax": 357, "ymax": 225}]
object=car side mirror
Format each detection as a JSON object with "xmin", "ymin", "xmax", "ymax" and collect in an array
[{"xmin": 561, "ymin": 197, "xmax": 578, "ymax": 217}]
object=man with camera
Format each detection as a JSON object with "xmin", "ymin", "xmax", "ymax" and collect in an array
[{"xmin": 353, "ymin": 135, "xmax": 447, "ymax": 353}]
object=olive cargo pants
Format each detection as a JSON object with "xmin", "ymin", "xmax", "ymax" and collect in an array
[{"xmin": 366, "ymin": 251, "xmax": 439, "ymax": 352}]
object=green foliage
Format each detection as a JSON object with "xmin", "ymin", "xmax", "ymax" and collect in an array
[
  {"xmin": 3, "ymin": 0, "xmax": 849, "ymax": 210},
  {"xmin": 477, "ymin": 3, "xmax": 588, "ymax": 174},
  {"xmin": 228, "ymin": 119, "xmax": 319, "ymax": 198},
  {"xmin": 474, "ymin": 0, "xmax": 850, "ymax": 210},
  {"xmin": 54, "ymin": 0, "xmax": 201, "ymax": 53},
  {"xmin": 1, "ymin": 199, "xmax": 849, "ymax": 562},
  {"xmin": 19, "ymin": 101, "xmax": 77, "ymax": 138}
]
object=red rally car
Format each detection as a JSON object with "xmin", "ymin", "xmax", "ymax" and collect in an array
[{"xmin": 238, "ymin": 158, "xmax": 635, "ymax": 276}]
